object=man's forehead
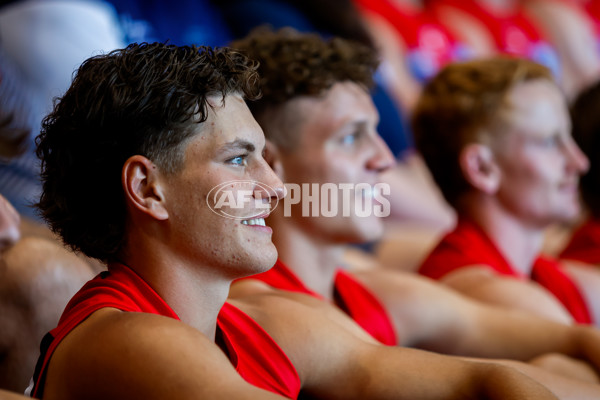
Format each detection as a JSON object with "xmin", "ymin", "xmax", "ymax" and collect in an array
[
  {"xmin": 196, "ymin": 127, "xmax": 266, "ymax": 153},
  {"xmin": 181, "ymin": 104, "xmax": 265, "ymax": 163},
  {"xmin": 288, "ymin": 82, "xmax": 375, "ymax": 130},
  {"xmin": 495, "ymin": 81, "xmax": 564, "ymax": 124}
]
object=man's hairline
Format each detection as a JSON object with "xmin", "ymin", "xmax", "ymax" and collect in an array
[{"xmin": 255, "ymin": 80, "xmax": 372, "ymax": 153}]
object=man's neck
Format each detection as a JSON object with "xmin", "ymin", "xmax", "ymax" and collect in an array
[
  {"xmin": 121, "ymin": 229, "xmax": 231, "ymax": 340},
  {"xmin": 460, "ymin": 196, "xmax": 545, "ymax": 275},
  {"xmin": 270, "ymin": 216, "xmax": 344, "ymax": 301}
]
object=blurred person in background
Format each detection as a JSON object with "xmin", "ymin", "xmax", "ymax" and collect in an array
[
  {"xmin": 229, "ymin": 29, "xmax": 600, "ymax": 397},
  {"xmin": 431, "ymin": 0, "xmax": 561, "ymax": 78},
  {"xmin": 416, "ymin": 56, "xmax": 600, "ymax": 327},
  {"xmin": 0, "ymin": 0, "xmax": 124, "ymax": 221},
  {"xmin": 524, "ymin": 0, "xmax": 600, "ymax": 102},
  {"xmin": 216, "ymin": 0, "xmax": 455, "ymax": 272}
]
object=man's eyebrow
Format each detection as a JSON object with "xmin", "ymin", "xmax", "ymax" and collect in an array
[
  {"xmin": 353, "ymin": 121, "xmax": 369, "ymax": 130},
  {"xmin": 217, "ymin": 139, "xmax": 256, "ymax": 154},
  {"xmin": 338, "ymin": 119, "xmax": 368, "ymax": 132}
]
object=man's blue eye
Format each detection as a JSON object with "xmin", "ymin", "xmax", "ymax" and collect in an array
[
  {"xmin": 342, "ymin": 133, "xmax": 358, "ymax": 145},
  {"xmin": 229, "ymin": 155, "xmax": 246, "ymax": 165},
  {"xmin": 541, "ymin": 136, "xmax": 560, "ymax": 148}
]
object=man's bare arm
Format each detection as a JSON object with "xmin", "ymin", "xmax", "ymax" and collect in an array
[
  {"xmin": 354, "ymin": 268, "xmax": 600, "ymax": 371},
  {"xmin": 441, "ymin": 266, "xmax": 574, "ymax": 324},
  {"xmin": 234, "ymin": 294, "xmax": 558, "ymax": 400}
]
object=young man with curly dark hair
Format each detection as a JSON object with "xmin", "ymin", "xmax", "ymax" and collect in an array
[{"xmin": 28, "ymin": 41, "xmax": 559, "ymax": 399}]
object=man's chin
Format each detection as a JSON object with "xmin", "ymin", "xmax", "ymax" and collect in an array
[
  {"xmin": 254, "ymin": 249, "xmax": 279, "ymax": 273},
  {"xmin": 557, "ymin": 203, "xmax": 583, "ymax": 223}
]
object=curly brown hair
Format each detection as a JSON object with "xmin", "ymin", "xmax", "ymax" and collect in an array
[
  {"xmin": 412, "ymin": 56, "xmax": 554, "ymax": 207},
  {"xmin": 36, "ymin": 42, "xmax": 260, "ymax": 263},
  {"xmin": 230, "ymin": 27, "xmax": 379, "ymax": 149}
]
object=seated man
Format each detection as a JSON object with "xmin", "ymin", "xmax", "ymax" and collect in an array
[
  {"xmin": 0, "ymin": 236, "xmax": 94, "ymax": 392},
  {"xmin": 27, "ymin": 41, "xmax": 557, "ymax": 399},
  {"xmin": 228, "ymin": 27, "xmax": 600, "ymax": 392},
  {"xmin": 0, "ymin": 0, "xmax": 124, "ymax": 220},
  {"xmin": 0, "ymin": 95, "xmax": 97, "ymax": 393},
  {"xmin": 414, "ymin": 56, "xmax": 599, "ymax": 326},
  {"xmin": 524, "ymin": 0, "xmax": 600, "ymax": 102},
  {"xmin": 0, "ymin": 193, "xmax": 94, "ymax": 393}
]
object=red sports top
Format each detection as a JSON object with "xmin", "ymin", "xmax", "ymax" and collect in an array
[
  {"xmin": 29, "ymin": 263, "xmax": 300, "ymax": 399},
  {"xmin": 247, "ymin": 259, "xmax": 397, "ymax": 346},
  {"xmin": 560, "ymin": 217, "xmax": 600, "ymax": 264},
  {"xmin": 432, "ymin": 0, "xmax": 561, "ymax": 76},
  {"xmin": 418, "ymin": 218, "xmax": 592, "ymax": 324},
  {"xmin": 353, "ymin": 0, "xmax": 471, "ymax": 81}
]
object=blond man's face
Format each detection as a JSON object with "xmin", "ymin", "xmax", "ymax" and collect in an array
[{"xmin": 491, "ymin": 79, "xmax": 589, "ymax": 228}]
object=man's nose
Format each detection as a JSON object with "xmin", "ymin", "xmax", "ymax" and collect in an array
[{"xmin": 366, "ymin": 134, "xmax": 396, "ymax": 173}]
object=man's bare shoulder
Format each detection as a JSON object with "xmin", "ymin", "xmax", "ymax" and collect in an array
[
  {"xmin": 230, "ymin": 280, "xmax": 377, "ymax": 343},
  {"xmin": 439, "ymin": 265, "xmax": 575, "ymax": 324},
  {"xmin": 230, "ymin": 279, "xmax": 344, "ymax": 315},
  {"xmin": 350, "ymin": 267, "xmax": 473, "ymax": 310},
  {"xmin": 229, "ymin": 278, "xmax": 278, "ymax": 298},
  {"xmin": 229, "ymin": 289, "xmax": 345, "ymax": 329},
  {"xmin": 42, "ymin": 308, "xmax": 277, "ymax": 400},
  {"xmin": 227, "ymin": 294, "xmax": 381, "ymax": 397},
  {"xmin": 351, "ymin": 267, "xmax": 444, "ymax": 291}
]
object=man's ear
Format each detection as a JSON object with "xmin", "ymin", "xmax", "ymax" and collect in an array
[
  {"xmin": 264, "ymin": 139, "xmax": 284, "ymax": 179},
  {"xmin": 122, "ymin": 155, "xmax": 169, "ymax": 220},
  {"xmin": 459, "ymin": 143, "xmax": 501, "ymax": 195}
]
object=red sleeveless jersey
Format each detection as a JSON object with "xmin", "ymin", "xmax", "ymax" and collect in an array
[
  {"xmin": 419, "ymin": 218, "xmax": 592, "ymax": 324},
  {"xmin": 29, "ymin": 263, "xmax": 300, "ymax": 399}
]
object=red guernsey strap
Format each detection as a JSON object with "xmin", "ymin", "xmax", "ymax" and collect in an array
[
  {"xmin": 419, "ymin": 219, "xmax": 593, "ymax": 324},
  {"xmin": 532, "ymin": 257, "xmax": 592, "ymax": 324},
  {"xmin": 334, "ymin": 270, "xmax": 398, "ymax": 346},
  {"xmin": 218, "ymin": 302, "xmax": 301, "ymax": 399}
]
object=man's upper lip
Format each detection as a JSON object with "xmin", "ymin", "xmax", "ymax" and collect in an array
[{"xmin": 243, "ymin": 212, "xmax": 270, "ymax": 220}]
